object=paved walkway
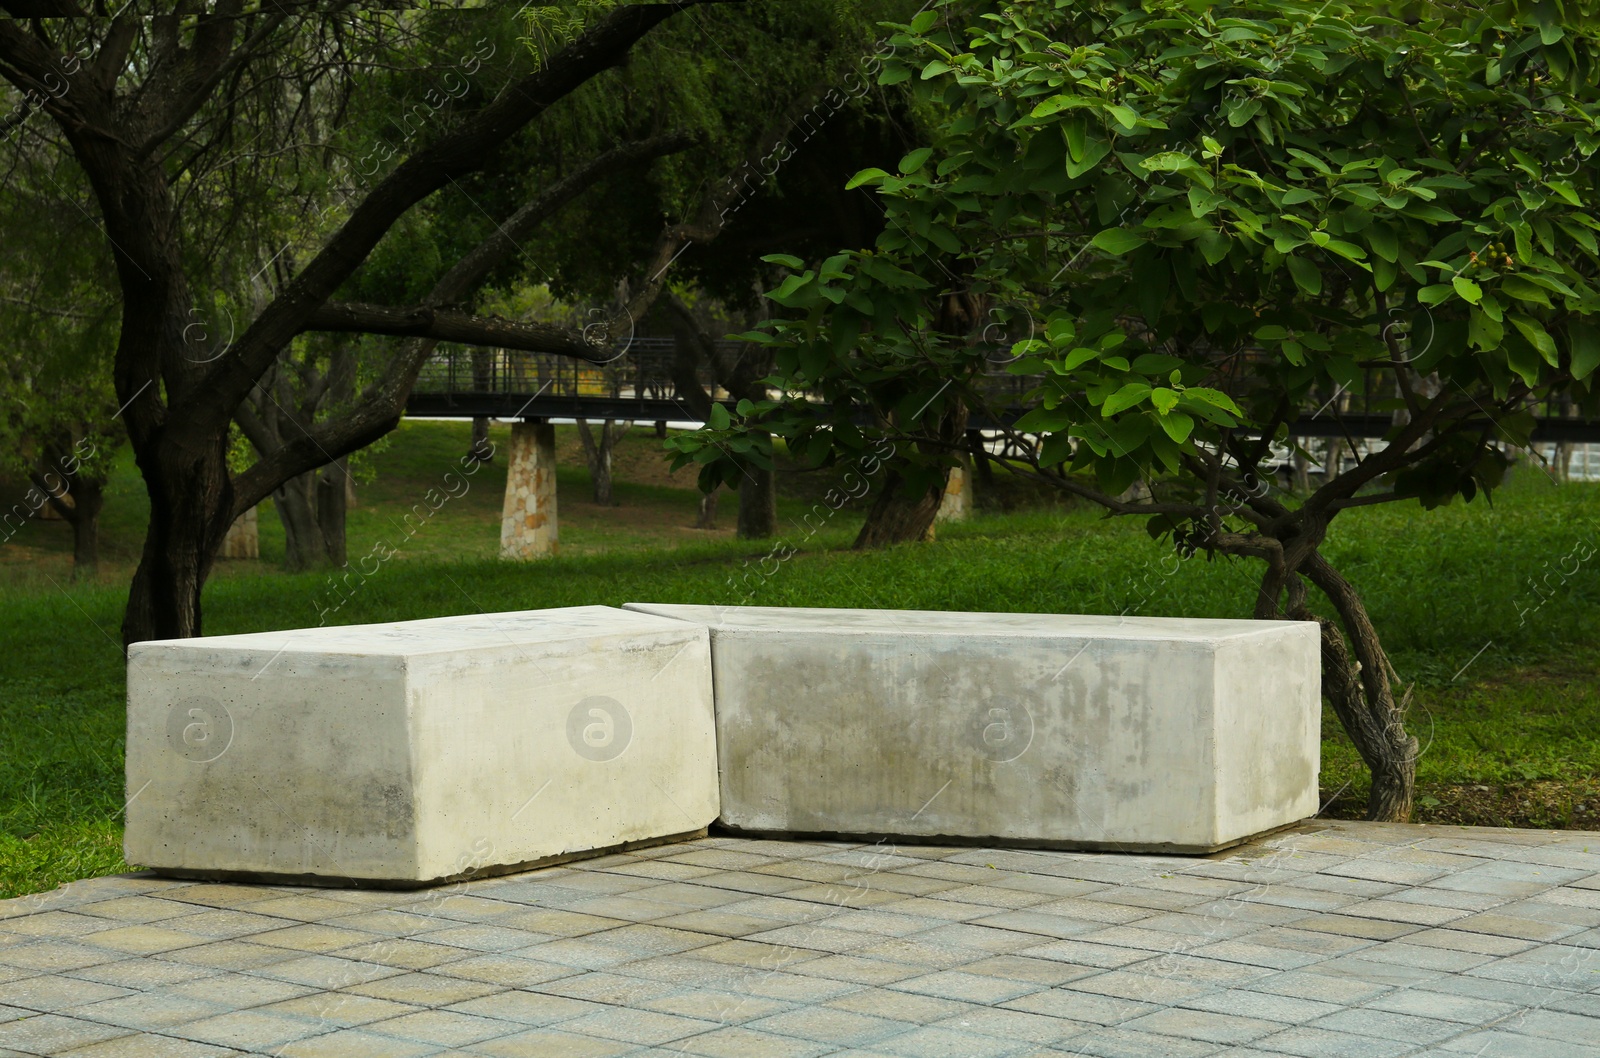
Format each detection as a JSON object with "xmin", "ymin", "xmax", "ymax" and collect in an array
[{"xmin": 1, "ymin": 821, "xmax": 1598, "ymax": 1057}]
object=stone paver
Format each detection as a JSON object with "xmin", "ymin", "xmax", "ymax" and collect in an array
[{"xmin": 0, "ymin": 821, "xmax": 1597, "ymax": 1056}]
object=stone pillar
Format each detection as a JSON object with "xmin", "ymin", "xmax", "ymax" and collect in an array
[
  {"xmin": 936, "ymin": 464, "xmax": 970, "ymax": 523},
  {"xmin": 220, "ymin": 505, "xmax": 259, "ymax": 560},
  {"xmin": 500, "ymin": 421, "xmax": 558, "ymax": 559}
]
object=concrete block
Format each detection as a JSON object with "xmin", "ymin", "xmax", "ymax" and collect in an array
[
  {"xmin": 624, "ymin": 605, "xmax": 1319, "ymax": 852},
  {"xmin": 126, "ymin": 606, "xmax": 717, "ymax": 886}
]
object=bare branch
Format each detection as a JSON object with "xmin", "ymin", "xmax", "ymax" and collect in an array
[{"xmin": 302, "ymin": 301, "xmax": 601, "ymax": 359}]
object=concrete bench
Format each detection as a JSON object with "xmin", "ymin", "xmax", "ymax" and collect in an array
[
  {"xmin": 625, "ymin": 604, "xmax": 1319, "ymax": 852},
  {"xmin": 125, "ymin": 606, "xmax": 717, "ymax": 887}
]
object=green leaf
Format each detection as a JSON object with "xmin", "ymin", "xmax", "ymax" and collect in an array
[
  {"xmin": 1150, "ymin": 387, "xmax": 1180, "ymax": 414},
  {"xmin": 1418, "ymin": 284, "xmax": 1453, "ymax": 306},
  {"xmin": 898, "ymin": 148, "xmax": 933, "ymax": 174},
  {"xmin": 1548, "ymin": 179, "xmax": 1581, "ymax": 207},
  {"xmin": 1184, "ymin": 387, "xmax": 1243, "ymax": 415},
  {"xmin": 1287, "ymin": 255, "xmax": 1322, "ymax": 295},
  {"xmin": 1158, "ymin": 411, "xmax": 1194, "ymax": 444},
  {"xmin": 1104, "ymin": 104, "xmax": 1139, "ymax": 131},
  {"xmin": 1468, "ymin": 308, "xmax": 1503, "ymax": 351},
  {"xmin": 1367, "ymin": 224, "xmax": 1399, "ymax": 263},
  {"xmin": 1061, "ymin": 346, "xmax": 1100, "ymax": 371},
  {"xmin": 845, "ymin": 168, "xmax": 890, "ymax": 190},
  {"xmin": 1571, "ymin": 320, "xmax": 1600, "ymax": 380},
  {"xmin": 1141, "ymin": 151, "xmax": 1203, "ymax": 174},
  {"xmin": 760, "ymin": 254, "xmax": 805, "ymax": 270},
  {"xmin": 1511, "ymin": 314, "xmax": 1559, "ymax": 366},
  {"xmin": 707, "ymin": 402, "xmax": 731, "ymax": 430},
  {"xmin": 1501, "ymin": 275, "xmax": 1553, "ymax": 308},
  {"xmin": 1102, "ymin": 382, "xmax": 1152, "ymax": 416},
  {"xmin": 1032, "ymin": 94, "xmax": 1087, "ymax": 118},
  {"xmin": 1373, "ymin": 257, "xmax": 1397, "ymax": 291},
  {"xmin": 1452, "ymin": 276, "xmax": 1483, "ymax": 305},
  {"xmin": 1090, "ymin": 228, "xmax": 1144, "ymax": 255},
  {"xmin": 1196, "ymin": 230, "xmax": 1229, "ymax": 265},
  {"xmin": 1226, "ymin": 97, "xmax": 1261, "ymax": 127}
]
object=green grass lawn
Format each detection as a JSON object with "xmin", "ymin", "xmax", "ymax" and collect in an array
[{"xmin": 2, "ymin": 419, "xmax": 1599, "ymax": 899}]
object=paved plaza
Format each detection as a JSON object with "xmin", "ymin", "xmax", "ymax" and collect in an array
[{"xmin": 1, "ymin": 821, "xmax": 1598, "ymax": 1057}]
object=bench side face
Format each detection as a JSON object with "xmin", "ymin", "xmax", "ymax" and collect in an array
[
  {"xmin": 405, "ymin": 624, "xmax": 719, "ymax": 880},
  {"xmin": 1211, "ymin": 624, "xmax": 1323, "ymax": 843},
  {"xmin": 125, "ymin": 645, "xmax": 420, "ymax": 880},
  {"xmin": 702, "ymin": 626, "xmax": 1227, "ymax": 849}
]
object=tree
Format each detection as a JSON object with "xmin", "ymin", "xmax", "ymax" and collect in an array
[
  {"xmin": 1, "ymin": 1, "xmax": 928, "ymax": 635},
  {"xmin": 0, "ymin": 2, "xmax": 735, "ymax": 643},
  {"xmin": 0, "ymin": 141, "xmax": 123, "ymax": 578},
  {"xmin": 674, "ymin": 0, "xmax": 1600, "ymax": 821}
]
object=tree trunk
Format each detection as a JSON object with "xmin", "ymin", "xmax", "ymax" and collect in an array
[
  {"xmin": 737, "ymin": 454, "xmax": 776, "ymax": 539},
  {"xmin": 655, "ymin": 420, "xmax": 668, "ymax": 439},
  {"xmin": 855, "ymin": 401, "xmax": 970, "ymax": 549},
  {"xmin": 34, "ymin": 452, "xmax": 106, "ymax": 581},
  {"xmin": 469, "ymin": 416, "xmax": 493, "ymax": 464},
  {"xmin": 968, "ymin": 428, "xmax": 994, "ymax": 492},
  {"xmin": 273, "ymin": 472, "xmax": 323, "ymax": 572},
  {"xmin": 576, "ymin": 418, "xmax": 624, "ymax": 505},
  {"xmin": 273, "ymin": 459, "xmax": 348, "ymax": 571},
  {"xmin": 121, "ymin": 439, "xmax": 235, "ymax": 646},
  {"xmin": 67, "ymin": 475, "xmax": 103, "ymax": 579},
  {"xmin": 696, "ymin": 487, "xmax": 719, "ymax": 529},
  {"xmin": 316, "ymin": 458, "xmax": 349, "ymax": 568},
  {"xmin": 1272, "ymin": 553, "xmax": 1419, "ymax": 822},
  {"xmin": 854, "ymin": 467, "xmax": 945, "ymax": 548}
]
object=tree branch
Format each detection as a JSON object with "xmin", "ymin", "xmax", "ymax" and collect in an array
[
  {"xmin": 193, "ymin": 1, "xmax": 715, "ymax": 438},
  {"xmin": 428, "ymin": 130, "xmax": 696, "ymax": 307},
  {"xmin": 302, "ymin": 302, "xmax": 603, "ymax": 359}
]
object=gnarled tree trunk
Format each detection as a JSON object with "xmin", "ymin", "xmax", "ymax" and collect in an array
[
  {"xmin": 1257, "ymin": 545, "xmax": 1418, "ymax": 822},
  {"xmin": 272, "ymin": 457, "xmax": 349, "ymax": 571},
  {"xmin": 854, "ymin": 401, "xmax": 969, "ymax": 549}
]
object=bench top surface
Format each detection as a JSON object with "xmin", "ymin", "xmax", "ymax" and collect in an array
[
  {"xmin": 624, "ymin": 604, "xmax": 1314, "ymax": 642},
  {"xmin": 128, "ymin": 605, "xmax": 699, "ymax": 657}
]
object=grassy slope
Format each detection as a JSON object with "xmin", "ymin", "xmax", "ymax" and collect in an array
[{"xmin": 2, "ymin": 420, "xmax": 1598, "ymax": 898}]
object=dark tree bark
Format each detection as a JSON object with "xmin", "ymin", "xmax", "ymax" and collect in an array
[
  {"xmin": 853, "ymin": 400, "xmax": 969, "ymax": 549},
  {"xmin": 271, "ymin": 457, "xmax": 349, "ymax": 571},
  {"xmin": 853, "ymin": 289, "xmax": 982, "ymax": 548},
  {"xmin": 469, "ymin": 417, "xmax": 492, "ymax": 464},
  {"xmin": 468, "ymin": 349, "xmax": 494, "ymax": 464},
  {"xmin": 1294, "ymin": 554, "xmax": 1419, "ymax": 822},
  {"xmin": 315, "ymin": 458, "xmax": 348, "ymax": 568},
  {"xmin": 34, "ymin": 457, "xmax": 104, "ymax": 579},
  {"xmin": 737, "ymin": 451, "xmax": 776, "ymax": 538}
]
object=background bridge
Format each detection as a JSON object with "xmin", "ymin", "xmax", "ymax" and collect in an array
[
  {"xmin": 406, "ymin": 338, "xmax": 1600, "ymax": 441},
  {"xmin": 404, "ymin": 340, "xmax": 1600, "ymax": 561}
]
